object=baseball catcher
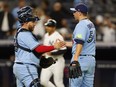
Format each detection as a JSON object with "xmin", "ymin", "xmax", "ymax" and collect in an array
[{"xmin": 13, "ymin": 6, "xmax": 65, "ymax": 87}]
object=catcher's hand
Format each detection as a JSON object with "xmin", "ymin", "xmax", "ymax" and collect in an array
[
  {"xmin": 39, "ymin": 56, "xmax": 56, "ymax": 68},
  {"xmin": 69, "ymin": 61, "xmax": 82, "ymax": 78}
]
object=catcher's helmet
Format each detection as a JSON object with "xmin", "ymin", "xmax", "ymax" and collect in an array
[
  {"xmin": 44, "ymin": 19, "xmax": 57, "ymax": 27},
  {"xmin": 17, "ymin": 6, "xmax": 39, "ymax": 23}
]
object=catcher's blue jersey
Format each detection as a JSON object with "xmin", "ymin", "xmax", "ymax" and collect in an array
[
  {"xmin": 72, "ymin": 19, "xmax": 96, "ymax": 55},
  {"xmin": 14, "ymin": 30, "xmax": 40, "ymax": 66}
]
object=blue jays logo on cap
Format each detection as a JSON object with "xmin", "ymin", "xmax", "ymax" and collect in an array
[{"xmin": 70, "ymin": 3, "xmax": 88, "ymax": 13}]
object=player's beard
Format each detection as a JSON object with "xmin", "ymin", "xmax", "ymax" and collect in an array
[
  {"xmin": 28, "ymin": 25, "xmax": 34, "ymax": 31},
  {"xmin": 74, "ymin": 16, "xmax": 79, "ymax": 21},
  {"xmin": 74, "ymin": 14, "xmax": 79, "ymax": 21}
]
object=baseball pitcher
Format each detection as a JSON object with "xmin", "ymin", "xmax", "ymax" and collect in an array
[{"xmin": 67, "ymin": 3, "xmax": 96, "ymax": 87}]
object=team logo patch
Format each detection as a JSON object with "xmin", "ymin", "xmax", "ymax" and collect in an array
[
  {"xmin": 76, "ymin": 34, "xmax": 82, "ymax": 39},
  {"xmin": 49, "ymin": 40, "xmax": 54, "ymax": 45}
]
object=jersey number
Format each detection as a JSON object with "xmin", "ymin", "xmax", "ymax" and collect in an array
[{"xmin": 87, "ymin": 30, "xmax": 95, "ymax": 43}]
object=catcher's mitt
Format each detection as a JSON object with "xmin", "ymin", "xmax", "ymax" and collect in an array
[
  {"xmin": 69, "ymin": 61, "xmax": 82, "ymax": 78},
  {"xmin": 39, "ymin": 56, "xmax": 56, "ymax": 68}
]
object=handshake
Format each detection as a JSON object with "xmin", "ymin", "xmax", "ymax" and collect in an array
[{"xmin": 53, "ymin": 39, "xmax": 66, "ymax": 50}]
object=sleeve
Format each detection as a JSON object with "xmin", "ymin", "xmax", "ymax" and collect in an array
[
  {"xmin": 74, "ymin": 24, "xmax": 88, "ymax": 44},
  {"xmin": 19, "ymin": 32, "xmax": 40, "ymax": 50},
  {"xmin": 51, "ymin": 49, "xmax": 67, "ymax": 55}
]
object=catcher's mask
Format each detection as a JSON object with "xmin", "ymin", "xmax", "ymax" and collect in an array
[{"xmin": 17, "ymin": 6, "xmax": 39, "ymax": 24}]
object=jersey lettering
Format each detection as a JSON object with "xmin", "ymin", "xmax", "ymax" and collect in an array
[
  {"xmin": 87, "ymin": 23, "xmax": 95, "ymax": 43},
  {"xmin": 87, "ymin": 23, "xmax": 95, "ymax": 29},
  {"xmin": 49, "ymin": 40, "xmax": 54, "ymax": 45}
]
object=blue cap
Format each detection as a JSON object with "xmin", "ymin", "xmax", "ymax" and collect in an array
[{"xmin": 70, "ymin": 4, "xmax": 88, "ymax": 13}]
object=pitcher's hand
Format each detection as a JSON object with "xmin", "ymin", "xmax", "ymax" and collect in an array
[{"xmin": 53, "ymin": 40, "xmax": 65, "ymax": 50}]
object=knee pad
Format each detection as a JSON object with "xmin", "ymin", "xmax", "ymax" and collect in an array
[{"xmin": 29, "ymin": 78, "xmax": 41, "ymax": 87}]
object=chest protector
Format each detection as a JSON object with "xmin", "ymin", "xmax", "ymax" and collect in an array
[{"xmin": 14, "ymin": 28, "xmax": 41, "ymax": 58}]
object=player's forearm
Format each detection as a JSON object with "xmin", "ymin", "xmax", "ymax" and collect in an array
[
  {"xmin": 34, "ymin": 45, "xmax": 54, "ymax": 54},
  {"xmin": 66, "ymin": 41, "xmax": 73, "ymax": 47},
  {"xmin": 73, "ymin": 38, "xmax": 84, "ymax": 61},
  {"xmin": 74, "ymin": 44, "xmax": 83, "ymax": 61}
]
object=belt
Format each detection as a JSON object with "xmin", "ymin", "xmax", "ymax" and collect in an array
[
  {"xmin": 80, "ymin": 54, "xmax": 95, "ymax": 57},
  {"xmin": 15, "ymin": 62, "xmax": 37, "ymax": 67}
]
